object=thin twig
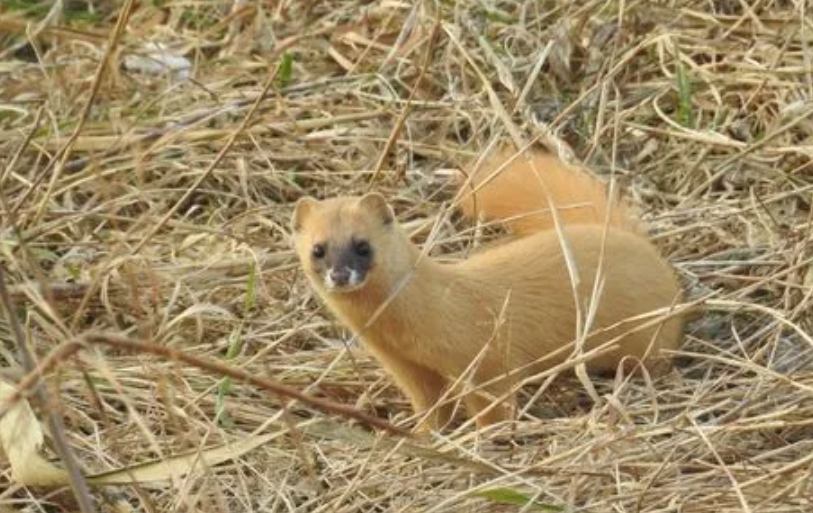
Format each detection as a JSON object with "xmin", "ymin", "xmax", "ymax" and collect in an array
[
  {"xmin": 82, "ymin": 332, "xmax": 411, "ymax": 437},
  {"xmin": 0, "ymin": 267, "xmax": 97, "ymax": 513}
]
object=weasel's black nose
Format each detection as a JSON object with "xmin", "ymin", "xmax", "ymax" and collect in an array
[{"xmin": 329, "ymin": 268, "xmax": 351, "ymax": 286}]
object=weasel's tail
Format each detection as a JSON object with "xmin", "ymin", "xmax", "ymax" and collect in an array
[{"xmin": 457, "ymin": 147, "xmax": 644, "ymax": 237}]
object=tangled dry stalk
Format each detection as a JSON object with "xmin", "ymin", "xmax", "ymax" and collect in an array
[{"xmin": 1, "ymin": 0, "xmax": 812, "ymax": 511}]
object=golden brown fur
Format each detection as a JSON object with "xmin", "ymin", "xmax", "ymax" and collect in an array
[
  {"xmin": 291, "ymin": 147, "xmax": 684, "ymax": 431},
  {"xmin": 459, "ymin": 146, "xmax": 644, "ymax": 236}
]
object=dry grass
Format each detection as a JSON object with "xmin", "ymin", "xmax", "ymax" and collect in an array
[{"xmin": 1, "ymin": 0, "xmax": 812, "ymax": 511}]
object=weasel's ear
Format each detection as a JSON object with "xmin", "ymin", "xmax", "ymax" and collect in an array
[
  {"xmin": 292, "ymin": 197, "xmax": 319, "ymax": 232},
  {"xmin": 358, "ymin": 192, "xmax": 394, "ymax": 225}
]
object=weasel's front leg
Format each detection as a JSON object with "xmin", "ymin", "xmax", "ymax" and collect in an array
[
  {"xmin": 364, "ymin": 344, "xmax": 455, "ymax": 432},
  {"xmin": 463, "ymin": 381, "xmax": 516, "ymax": 427}
]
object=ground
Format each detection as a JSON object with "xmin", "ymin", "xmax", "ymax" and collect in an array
[{"xmin": 1, "ymin": 1, "xmax": 812, "ymax": 512}]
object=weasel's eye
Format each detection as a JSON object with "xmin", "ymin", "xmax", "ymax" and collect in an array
[
  {"xmin": 311, "ymin": 243, "xmax": 326, "ymax": 259},
  {"xmin": 354, "ymin": 240, "xmax": 371, "ymax": 257}
]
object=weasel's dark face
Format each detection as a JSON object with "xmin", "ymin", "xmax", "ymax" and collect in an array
[
  {"xmin": 305, "ymin": 235, "xmax": 374, "ymax": 292},
  {"xmin": 291, "ymin": 193, "xmax": 394, "ymax": 294}
]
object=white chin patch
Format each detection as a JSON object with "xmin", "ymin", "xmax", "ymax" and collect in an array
[{"xmin": 323, "ymin": 268, "xmax": 364, "ymax": 292}]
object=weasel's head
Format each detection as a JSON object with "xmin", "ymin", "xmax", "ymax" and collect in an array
[{"xmin": 291, "ymin": 192, "xmax": 398, "ymax": 294}]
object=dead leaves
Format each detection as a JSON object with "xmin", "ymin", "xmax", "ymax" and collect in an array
[
  {"xmin": 0, "ymin": 379, "xmax": 278, "ymax": 488},
  {"xmin": 0, "ymin": 380, "xmax": 67, "ymax": 486}
]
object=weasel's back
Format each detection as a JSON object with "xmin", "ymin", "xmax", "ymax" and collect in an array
[
  {"xmin": 458, "ymin": 148, "xmax": 644, "ymax": 236},
  {"xmin": 454, "ymin": 225, "xmax": 683, "ymax": 372}
]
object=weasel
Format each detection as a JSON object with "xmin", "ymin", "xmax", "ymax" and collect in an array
[{"xmin": 291, "ymin": 147, "xmax": 684, "ymax": 431}]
